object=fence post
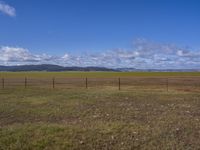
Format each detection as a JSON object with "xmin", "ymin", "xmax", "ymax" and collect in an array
[
  {"xmin": 85, "ymin": 77, "xmax": 88, "ymax": 89},
  {"xmin": 2, "ymin": 78, "xmax": 4, "ymax": 89},
  {"xmin": 166, "ymin": 78, "xmax": 169, "ymax": 92},
  {"xmin": 53, "ymin": 77, "xmax": 55, "ymax": 89},
  {"xmin": 25, "ymin": 77, "xmax": 27, "ymax": 88},
  {"xmin": 118, "ymin": 78, "xmax": 121, "ymax": 91}
]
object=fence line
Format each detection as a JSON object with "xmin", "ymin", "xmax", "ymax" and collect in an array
[{"xmin": 1, "ymin": 77, "xmax": 200, "ymax": 92}]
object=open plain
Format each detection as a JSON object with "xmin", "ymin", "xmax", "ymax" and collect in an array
[{"xmin": 0, "ymin": 72, "xmax": 200, "ymax": 149}]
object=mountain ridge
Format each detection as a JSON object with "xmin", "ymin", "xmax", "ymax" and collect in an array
[
  {"xmin": 0, "ymin": 64, "xmax": 116, "ymax": 72},
  {"xmin": 0, "ymin": 64, "xmax": 199, "ymax": 72}
]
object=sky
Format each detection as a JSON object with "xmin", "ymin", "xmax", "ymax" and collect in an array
[{"xmin": 0, "ymin": 0, "xmax": 200, "ymax": 69}]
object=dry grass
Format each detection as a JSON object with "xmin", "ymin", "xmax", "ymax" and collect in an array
[{"xmin": 0, "ymin": 72, "xmax": 200, "ymax": 149}]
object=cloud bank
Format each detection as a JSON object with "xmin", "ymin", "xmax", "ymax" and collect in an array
[
  {"xmin": 0, "ymin": 1, "xmax": 16, "ymax": 17},
  {"xmin": 0, "ymin": 39, "xmax": 200, "ymax": 69}
]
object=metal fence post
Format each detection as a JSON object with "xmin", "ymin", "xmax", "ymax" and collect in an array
[
  {"xmin": 53, "ymin": 77, "xmax": 55, "ymax": 89},
  {"xmin": 119, "ymin": 78, "xmax": 121, "ymax": 91},
  {"xmin": 2, "ymin": 78, "xmax": 4, "ymax": 89},
  {"xmin": 86, "ymin": 77, "xmax": 88, "ymax": 89},
  {"xmin": 166, "ymin": 78, "xmax": 169, "ymax": 92},
  {"xmin": 25, "ymin": 77, "xmax": 27, "ymax": 88}
]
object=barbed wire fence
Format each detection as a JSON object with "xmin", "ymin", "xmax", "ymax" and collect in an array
[{"xmin": 0, "ymin": 77, "xmax": 200, "ymax": 92}]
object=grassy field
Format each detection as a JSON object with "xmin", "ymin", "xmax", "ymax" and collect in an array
[
  {"xmin": 0, "ymin": 72, "xmax": 200, "ymax": 149},
  {"xmin": 1, "ymin": 71, "xmax": 200, "ymax": 78}
]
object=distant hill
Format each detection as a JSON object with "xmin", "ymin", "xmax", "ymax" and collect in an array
[
  {"xmin": 0, "ymin": 64, "xmax": 116, "ymax": 72},
  {"xmin": 0, "ymin": 64, "xmax": 199, "ymax": 72},
  {"xmin": 116, "ymin": 68, "xmax": 200, "ymax": 72}
]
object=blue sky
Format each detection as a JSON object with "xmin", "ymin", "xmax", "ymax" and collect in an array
[{"xmin": 0, "ymin": 0, "xmax": 200, "ymax": 68}]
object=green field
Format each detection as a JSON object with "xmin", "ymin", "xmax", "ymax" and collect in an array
[
  {"xmin": 1, "ymin": 71, "xmax": 200, "ymax": 78},
  {"xmin": 0, "ymin": 72, "xmax": 200, "ymax": 149}
]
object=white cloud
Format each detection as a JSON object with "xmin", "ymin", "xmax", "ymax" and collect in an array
[
  {"xmin": 62, "ymin": 54, "xmax": 70, "ymax": 60},
  {"xmin": 0, "ymin": 1, "xmax": 16, "ymax": 17},
  {"xmin": 0, "ymin": 46, "xmax": 54, "ymax": 64},
  {"xmin": 0, "ymin": 39, "xmax": 200, "ymax": 69}
]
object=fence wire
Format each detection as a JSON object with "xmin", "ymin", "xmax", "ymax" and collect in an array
[{"xmin": 0, "ymin": 77, "xmax": 200, "ymax": 92}]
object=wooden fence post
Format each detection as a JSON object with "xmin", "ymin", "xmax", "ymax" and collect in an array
[
  {"xmin": 86, "ymin": 77, "xmax": 88, "ymax": 89},
  {"xmin": 53, "ymin": 77, "xmax": 55, "ymax": 89},
  {"xmin": 25, "ymin": 77, "xmax": 27, "ymax": 88},
  {"xmin": 118, "ymin": 78, "xmax": 121, "ymax": 91},
  {"xmin": 2, "ymin": 78, "xmax": 4, "ymax": 89}
]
